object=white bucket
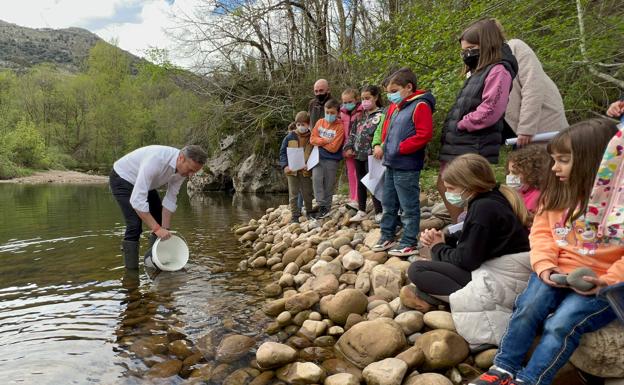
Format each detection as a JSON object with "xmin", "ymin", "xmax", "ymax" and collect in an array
[{"xmin": 151, "ymin": 234, "xmax": 189, "ymax": 271}]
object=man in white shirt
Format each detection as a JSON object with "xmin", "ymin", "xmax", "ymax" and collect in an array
[{"xmin": 109, "ymin": 145, "xmax": 207, "ymax": 269}]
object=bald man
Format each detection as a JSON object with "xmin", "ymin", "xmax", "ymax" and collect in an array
[{"xmin": 309, "ymin": 79, "xmax": 331, "ymax": 128}]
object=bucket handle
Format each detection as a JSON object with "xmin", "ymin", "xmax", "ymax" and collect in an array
[{"xmin": 159, "ymin": 230, "xmax": 188, "ymax": 245}]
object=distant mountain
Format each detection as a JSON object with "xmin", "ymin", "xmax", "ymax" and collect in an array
[{"xmin": 0, "ymin": 19, "xmax": 140, "ymax": 72}]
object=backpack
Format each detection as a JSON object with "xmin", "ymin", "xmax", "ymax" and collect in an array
[{"xmin": 585, "ymin": 118, "xmax": 624, "ymax": 244}]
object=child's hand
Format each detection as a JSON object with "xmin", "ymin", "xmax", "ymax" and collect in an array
[
  {"xmin": 420, "ymin": 229, "xmax": 444, "ymax": 248},
  {"xmin": 516, "ymin": 134, "xmax": 533, "ymax": 147},
  {"xmin": 284, "ymin": 167, "xmax": 291, "ymax": 174},
  {"xmin": 373, "ymin": 145, "xmax": 383, "ymax": 160},
  {"xmin": 606, "ymin": 101, "xmax": 624, "ymax": 118},
  {"xmin": 539, "ymin": 267, "xmax": 567, "ymax": 287},
  {"xmin": 345, "ymin": 149, "xmax": 355, "ymax": 158},
  {"xmin": 572, "ymin": 275, "xmax": 608, "ymax": 296}
]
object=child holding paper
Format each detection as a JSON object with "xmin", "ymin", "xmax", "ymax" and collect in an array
[
  {"xmin": 310, "ymin": 99, "xmax": 345, "ymax": 219},
  {"xmin": 279, "ymin": 112, "xmax": 314, "ymax": 223},
  {"xmin": 344, "ymin": 85, "xmax": 385, "ymax": 223}
]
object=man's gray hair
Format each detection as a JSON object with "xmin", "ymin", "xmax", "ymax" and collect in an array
[{"xmin": 181, "ymin": 145, "xmax": 208, "ymax": 164}]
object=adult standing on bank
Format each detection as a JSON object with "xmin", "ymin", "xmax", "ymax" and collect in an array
[
  {"xmin": 309, "ymin": 79, "xmax": 331, "ymax": 128},
  {"xmin": 504, "ymin": 38, "xmax": 568, "ymax": 146},
  {"xmin": 110, "ymin": 145, "xmax": 207, "ymax": 269}
]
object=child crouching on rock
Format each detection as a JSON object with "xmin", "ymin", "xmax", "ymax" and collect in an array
[
  {"xmin": 471, "ymin": 119, "xmax": 622, "ymax": 385},
  {"xmin": 406, "ymin": 153, "xmax": 530, "ymax": 312},
  {"xmin": 279, "ymin": 112, "xmax": 314, "ymax": 223}
]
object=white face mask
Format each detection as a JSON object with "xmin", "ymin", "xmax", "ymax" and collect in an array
[
  {"xmin": 296, "ymin": 124, "xmax": 309, "ymax": 134},
  {"xmin": 506, "ymin": 174, "xmax": 522, "ymax": 189}
]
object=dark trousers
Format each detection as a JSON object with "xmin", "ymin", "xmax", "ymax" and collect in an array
[
  {"xmin": 353, "ymin": 158, "xmax": 382, "ymax": 213},
  {"xmin": 408, "ymin": 260, "xmax": 472, "ymax": 295},
  {"xmin": 109, "ymin": 170, "xmax": 162, "ymax": 242}
]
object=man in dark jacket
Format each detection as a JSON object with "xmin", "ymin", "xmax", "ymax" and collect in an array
[{"xmin": 309, "ymin": 79, "xmax": 331, "ymax": 128}]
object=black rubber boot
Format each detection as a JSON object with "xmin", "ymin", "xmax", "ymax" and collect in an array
[
  {"xmin": 122, "ymin": 240, "xmax": 140, "ymax": 270},
  {"xmin": 144, "ymin": 233, "xmax": 160, "ymax": 279}
]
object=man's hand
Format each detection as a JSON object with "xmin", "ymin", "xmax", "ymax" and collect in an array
[
  {"xmin": 373, "ymin": 145, "xmax": 383, "ymax": 160},
  {"xmin": 155, "ymin": 227, "xmax": 171, "ymax": 240},
  {"xmin": 539, "ymin": 267, "xmax": 567, "ymax": 288},
  {"xmin": 516, "ymin": 134, "xmax": 533, "ymax": 147}
]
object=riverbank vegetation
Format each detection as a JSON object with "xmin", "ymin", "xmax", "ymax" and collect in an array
[{"xmin": 0, "ymin": 0, "xmax": 621, "ymax": 182}]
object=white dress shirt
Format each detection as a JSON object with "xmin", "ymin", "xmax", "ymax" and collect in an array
[{"xmin": 113, "ymin": 145, "xmax": 185, "ymax": 213}]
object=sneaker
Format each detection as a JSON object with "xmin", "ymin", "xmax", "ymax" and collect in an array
[
  {"xmin": 317, "ymin": 207, "xmax": 331, "ymax": 219},
  {"xmin": 346, "ymin": 201, "xmax": 359, "ymax": 211},
  {"xmin": 290, "ymin": 217, "xmax": 300, "ymax": 224},
  {"xmin": 349, "ymin": 210, "xmax": 367, "ymax": 223},
  {"xmin": 307, "ymin": 205, "xmax": 320, "ymax": 214},
  {"xmin": 374, "ymin": 212, "xmax": 383, "ymax": 223},
  {"xmin": 388, "ymin": 245, "xmax": 419, "ymax": 257},
  {"xmin": 469, "ymin": 368, "xmax": 513, "ymax": 385},
  {"xmin": 372, "ymin": 239, "xmax": 396, "ymax": 252}
]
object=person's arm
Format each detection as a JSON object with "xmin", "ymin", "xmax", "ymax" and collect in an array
[
  {"xmin": 458, "ymin": 65, "xmax": 512, "ymax": 132},
  {"xmin": 512, "ymin": 41, "xmax": 547, "ymax": 138},
  {"xmin": 279, "ymin": 134, "xmax": 289, "ymax": 169},
  {"xmin": 431, "ymin": 223, "xmax": 492, "ymax": 271},
  {"xmin": 529, "ymin": 210, "xmax": 560, "ymax": 276},
  {"xmin": 309, "ymin": 121, "xmax": 325, "ymax": 146},
  {"xmin": 322, "ymin": 122, "xmax": 345, "ymax": 153},
  {"xmin": 131, "ymin": 160, "xmax": 172, "ymax": 239},
  {"xmin": 607, "ymin": 100, "xmax": 624, "ymax": 118},
  {"xmin": 600, "ymin": 256, "xmax": 624, "ymax": 286},
  {"xmin": 398, "ymin": 102, "xmax": 433, "ymax": 154},
  {"xmin": 161, "ymin": 207, "xmax": 173, "ymax": 229}
]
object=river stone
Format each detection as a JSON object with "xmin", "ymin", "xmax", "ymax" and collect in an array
[
  {"xmin": 211, "ymin": 363, "xmax": 234, "ymax": 384},
  {"xmin": 363, "ymin": 250, "xmax": 388, "ymax": 264},
  {"xmin": 285, "ymin": 291, "xmax": 320, "ymax": 313},
  {"xmin": 321, "ymin": 358, "xmax": 363, "ymax": 382},
  {"xmin": 287, "ymin": 335, "xmax": 313, "ymax": 349},
  {"xmin": 283, "ymin": 247, "xmax": 306, "ymax": 265},
  {"xmin": 322, "ymin": 247, "xmax": 339, "ymax": 258},
  {"xmin": 299, "ymin": 320, "xmax": 327, "ymax": 340},
  {"xmin": 276, "ymin": 311, "xmax": 292, "ymax": 326},
  {"xmin": 189, "ymin": 363, "xmax": 215, "ymax": 381},
  {"xmin": 249, "ymin": 370, "xmax": 275, "ymax": 385},
  {"xmin": 283, "ymin": 262, "xmax": 299, "ymax": 275},
  {"xmin": 279, "ymin": 273, "xmax": 295, "ymax": 287},
  {"xmin": 372, "ymin": 265, "xmax": 402, "ymax": 301},
  {"xmin": 293, "ymin": 310, "xmax": 312, "ymax": 326},
  {"xmin": 335, "ymin": 318, "xmax": 407, "ymax": 368},
  {"xmin": 196, "ymin": 332, "xmax": 218, "ymax": 360},
  {"xmin": 324, "ymin": 372, "xmax": 359, "ymax": 385},
  {"xmin": 326, "ymin": 288, "xmax": 368, "ymax": 325},
  {"xmin": 570, "ymin": 320, "xmax": 624, "ymax": 377},
  {"xmin": 299, "ymin": 346, "xmax": 335, "ymax": 362},
  {"xmin": 319, "ymin": 294, "xmax": 334, "ymax": 315},
  {"xmin": 395, "ymin": 345, "xmax": 425, "ymax": 368},
  {"xmin": 312, "ymin": 260, "xmax": 343, "ymax": 278},
  {"xmin": 355, "ymin": 272, "xmax": 371, "ymax": 294},
  {"xmin": 263, "ymin": 298, "xmax": 286, "ymax": 316},
  {"xmin": 368, "ymin": 299, "xmax": 388, "ymax": 311},
  {"xmin": 147, "ymin": 359, "xmax": 183, "ymax": 378},
  {"xmin": 328, "ymin": 326, "xmax": 344, "ymax": 336},
  {"xmin": 332, "ymin": 236, "xmax": 351, "ymax": 249},
  {"xmin": 344, "ymin": 313, "xmax": 364, "ymax": 330},
  {"xmin": 276, "ymin": 362, "xmax": 324, "ymax": 384},
  {"xmin": 394, "ymin": 311, "xmax": 425, "ymax": 335},
  {"xmin": 404, "ymin": 373, "xmax": 453, "ymax": 385},
  {"xmin": 423, "ymin": 311, "xmax": 456, "ymax": 331},
  {"xmin": 223, "ymin": 368, "xmax": 252, "ymax": 385},
  {"xmin": 368, "ymin": 303, "xmax": 394, "ymax": 320},
  {"xmin": 364, "ymin": 229, "xmax": 381, "ymax": 248},
  {"xmin": 475, "ymin": 348, "xmax": 497, "ymax": 369},
  {"xmin": 362, "ymin": 358, "xmax": 407, "ymax": 385},
  {"xmin": 256, "ymin": 342, "xmax": 297, "ymax": 369},
  {"xmin": 310, "ymin": 274, "xmax": 340, "ymax": 296},
  {"xmin": 339, "ymin": 272, "xmax": 357, "ymax": 285},
  {"xmin": 263, "ymin": 282, "xmax": 282, "ymax": 297},
  {"xmin": 317, "ymin": 240, "xmax": 334, "ymax": 255},
  {"xmin": 168, "ymin": 339, "xmax": 193, "ymax": 360},
  {"xmin": 294, "ymin": 272, "xmax": 312, "ymax": 286},
  {"xmin": 342, "ymin": 250, "xmax": 364, "ymax": 270},
  {"xmin": 271, "ymin": 241, "xmax": 289, "ymax": 255},
  {"xmin": 314, "ymin": 335, "xmax": 336, "ymax": 347},
  {"xmin": 252, "ymin": 256, "xmax": 268, "ymax": 268},
  {"xmin": 216, "ymin": 334, "xmax": 256, "ymax": 363},
  {"xmin": 415, "ymin": 329, "xmax": 469, "ymax": 370},
  {"xmin": 240, "ymin": 231, "xmax": 259, "ymax": 242}
]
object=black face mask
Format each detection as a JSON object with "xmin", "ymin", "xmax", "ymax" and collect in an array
[
  {"xmin": 316, "ymin": 93, "xmax": 328, "ymax": 102},
  {"xmin": 461, "ymin": 48, "xmax": 480, "ymax": 70}
]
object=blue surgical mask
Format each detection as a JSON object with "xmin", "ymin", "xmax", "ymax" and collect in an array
[
  {"xmin": 343, "ymin": 102, "xmax": 356, "ymax": 111},
  {"xmin": 325, "ymin": 114, "xmax": 337, "ymax": 123},
  {"xmin": 445, "ymin": 190, "xmax": 468, "ymax": 207},
  {"xmin": 387, "ymin": 91, "xmax": 403, "ymax": 105}
]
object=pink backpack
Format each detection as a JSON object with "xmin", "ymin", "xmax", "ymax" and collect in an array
[{"xmin": 585, "ymin": 118, "xmax": 624, "ymax": 244}]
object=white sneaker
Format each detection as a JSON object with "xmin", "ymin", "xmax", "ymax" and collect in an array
[
  {"xmin": 346, "ymin": 201, "xmax": 359, "ymax": 211},
  {"xmin": 374, "ymin": 213, "xmax": 383, "ymax": 223},
  {"xmin": 349, "ymin": 210, "xmax": 367, "ymax": 223}
]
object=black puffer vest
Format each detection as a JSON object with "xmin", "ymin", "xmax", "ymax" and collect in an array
[{"xmin": 440, "ymin": 45, "xmax": 518, "ymax": 164}]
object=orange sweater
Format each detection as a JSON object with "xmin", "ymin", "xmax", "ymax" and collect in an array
[
  {"xmin": 310, "ymin": 119, "xmax": 344, "ymax": 153},
  {"xmin": 530, "ymin": 209, "xmax": 624, "ymax": 286}
]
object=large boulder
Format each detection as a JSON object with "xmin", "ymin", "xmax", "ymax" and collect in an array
[
  {"xmin": 326, "ymin": 288, "xmax": 368, "ymax": 325},
  {"xmin": 335, "ymin": 318, "xmax": 407, "ymax": 369},
  {"xmin": 415, "ymin": 329, "xmax": 469, "ymax": 370},
  {"xmin": 362, "ymin": 358, "xmax": 408, "ymax": 385},
  {"xmin": 234, "ymin": 153, "xmax": 287, "ymax": 192},
  {"xmin": 570, "ymin": 321, "xmax": 624, "ymax": 378},
  {"xmin": 256, "ymin": 342, "xmax": 297, "ymax": 369}
]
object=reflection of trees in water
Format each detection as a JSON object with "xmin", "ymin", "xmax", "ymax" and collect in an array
[{"xmin": 188, "ymin": 191, "xmax": 285, "ymax": 221}]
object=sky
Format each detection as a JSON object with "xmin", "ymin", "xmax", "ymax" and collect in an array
[{"xmin": 1, "ymin": 0, "xmax": 200, "ymax": 67}]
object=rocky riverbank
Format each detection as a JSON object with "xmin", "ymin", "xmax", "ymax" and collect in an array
[
  {"xmin": 230, "ymin": 196, "xmax": 624, "ymax": 385},
  {"xmin": 0, "ymin": 170, "xmax": 108, "ymax": 184}
]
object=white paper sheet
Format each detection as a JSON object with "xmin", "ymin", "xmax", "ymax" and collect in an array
[
  {"xmin": 306, "ymin": 146, "xmax": 320, "ymax": 170},
  {"xmin": 505, "ymin": 131, "xmax": 558, "ymax": 146},
  {"xmin": 367, "ymin": 155, "xmax": 385, "ymax": 180},
  {"xmin": 287, "ymin": 147, "xmax": 305, "ymax": 171},
  {"xmin": 362, "ymin": 155, "xmax": 386, "ymax": 201},
  {"xmin": 447, "ymin": 221, "xmax": 464, "ymax": 234}
]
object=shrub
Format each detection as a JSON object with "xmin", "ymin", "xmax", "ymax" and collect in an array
[{"xmin": 5, "ymin": 118, "xmax": 48, "ymax": 168}]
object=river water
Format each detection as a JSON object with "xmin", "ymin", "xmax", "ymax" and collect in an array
[{"xmin": 0, "ymin": 184, "xmax": 284, "ymax": 385}]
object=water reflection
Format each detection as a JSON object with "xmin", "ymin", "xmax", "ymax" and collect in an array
[{"xmin": 0, "ymin": 185, "xmax": 284, "ymax": 384}]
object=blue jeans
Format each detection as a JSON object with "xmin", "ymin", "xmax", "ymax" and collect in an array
[
  {"xmin": 494, "ymin": 273, "xmax": 615, "ymax": 385},
  {"xmin": 380, "ymin": 167, "xmax": 421, "ymax": 246}
]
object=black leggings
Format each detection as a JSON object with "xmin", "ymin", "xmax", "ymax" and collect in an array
[
  {"xmin": 408, "ymin": 260, "xmax": 471, "ymax": 296},
  {"xmin": 109, "ymin": 170, "xmax": 162, "ymax": 242},
  {"xmin": 353, "ymin": 158, "xmax": 382, "ymax": 213}
]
